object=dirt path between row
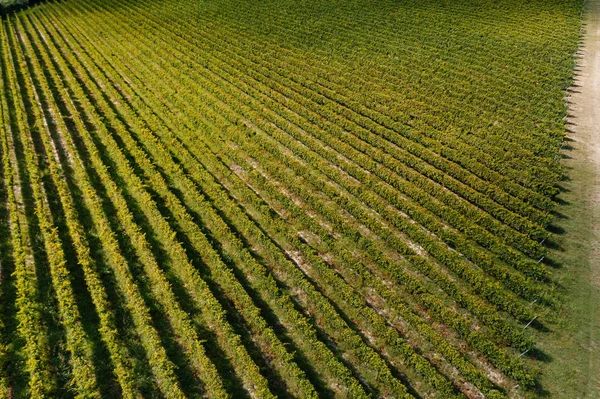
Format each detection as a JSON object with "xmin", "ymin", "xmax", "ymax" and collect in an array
[{"xmin": 539, "ymin": 0, "xmax": 600, "ymax": 396}]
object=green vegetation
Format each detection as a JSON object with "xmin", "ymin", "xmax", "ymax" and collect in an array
[
  {"xmin": 0, "ymin": 0, "xmax": 586, "ymax": 397},
  {"xmin": 0, "ymin": 0, "xmax": 27, "ymax": 11}
]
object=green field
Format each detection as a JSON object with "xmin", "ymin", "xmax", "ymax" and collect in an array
[{"xmin": 0, "ymin": 0, "xmax": 587, "ymax": 397}]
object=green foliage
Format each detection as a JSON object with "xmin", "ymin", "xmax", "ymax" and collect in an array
[
  {"xmin": 0, "ymin": 0, "xmax": 27, "ymax": 10},
  {"xmin": 0, "ymin": 0, "xmax": 583, "ymax": 397}
]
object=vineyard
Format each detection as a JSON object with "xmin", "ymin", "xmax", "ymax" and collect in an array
[{"xmin": 0, "ymin": 0, "xmax": 584, "ymax": 397}]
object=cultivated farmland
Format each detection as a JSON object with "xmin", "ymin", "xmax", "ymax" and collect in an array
[{"xmin": 0, "ymin": 0, "xmax": 585, "ymax": 398}]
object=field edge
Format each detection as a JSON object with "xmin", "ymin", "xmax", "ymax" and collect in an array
[{"xmin": 536, "ymin": 0, "xmax": 600, "ymax": 396}]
